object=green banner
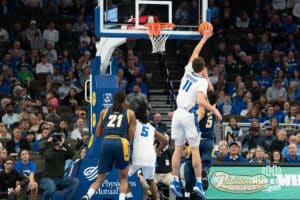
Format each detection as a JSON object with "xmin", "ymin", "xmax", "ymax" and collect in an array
[{"xmin": 206, "ymin": 165, "xmax": 300, "ymax": 199}]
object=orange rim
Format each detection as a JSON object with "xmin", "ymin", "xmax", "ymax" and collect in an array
[{"xmin": 145, "ymin": 23, "xmax": 175, "ymax": 37}]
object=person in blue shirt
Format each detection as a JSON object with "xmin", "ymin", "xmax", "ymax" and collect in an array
[
  {"xmin": 222, "ymin": 141, "xmax": 247, "ymax": 162},
  {"xmin": 256, "ymin": 68, "xmax": 273, "ymax": 89},
  {"xmin": 283, "ymin": 143, "xmax": 300, "ymax": 163},
  {"xmin": 249, "ymin": 146, "xmax": 270, "ymax": 164},
  {"xmin": 273, "ymin": 102, "xmax": 286, "ymax": 123},
  {"xmin": 15, "ymin": 149, "xmax": 38, "ymax": 200}
]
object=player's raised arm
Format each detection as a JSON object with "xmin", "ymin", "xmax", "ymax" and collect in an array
[
  {"xmin": 187, "ymin": 25, "xmax": 213, "ymax": 65},
  {"xmin": 201, "ymin": 67, "xmax": 214, "ymax": 91},
  {"xmin": 127, "ymin": 110, "xmax": 136, "ymax": 141},
  {"xmin": 197, "ymin": 92, "xmax": 222, "ymax": 120}
]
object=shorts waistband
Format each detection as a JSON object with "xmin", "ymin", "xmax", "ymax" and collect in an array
[
  {"xmin": 178, "ymin": 106, "xmax": 198, "ymax": 113},
  {"xmin": 104, "ymin": 135, "xmax": 123, "ymax": 139}
]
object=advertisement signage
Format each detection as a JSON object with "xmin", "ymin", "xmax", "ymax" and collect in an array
[{"xmin": 206, "ymin": 165, "xmax": 300, "ymax": 199}]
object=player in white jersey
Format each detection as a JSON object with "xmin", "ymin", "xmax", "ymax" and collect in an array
[
  {"xmin": 170, "ymin": 25, "xmax": 222, "ymax": 199},
  {"xmin": 128, "ymin": 100, "xmax": 168, "ymax": 200}
]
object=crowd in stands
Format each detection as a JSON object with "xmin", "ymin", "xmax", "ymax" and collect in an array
[{"xmin": 0, "ymin": 0, "xmax": 300, "ymax": 199}]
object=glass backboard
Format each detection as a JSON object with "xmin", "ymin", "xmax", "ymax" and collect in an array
[{"xmin": 96, "ymin": 0, "xmax": 210, "ymax": 40}]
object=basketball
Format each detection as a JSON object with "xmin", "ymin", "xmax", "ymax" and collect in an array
[{"xmin": 198, "ymin": 22, "xmax": 214, "ymax": 35}]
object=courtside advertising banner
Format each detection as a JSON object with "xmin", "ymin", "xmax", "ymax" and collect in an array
[{"xmin": 206, "ymin": 165, "xmax": 300, "ymax": 199}]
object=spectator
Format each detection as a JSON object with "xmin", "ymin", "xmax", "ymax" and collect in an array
[
  {"xmin": 256, "ymin": 68, "xmax": 273, "ymax": 89},
  {"xmin": 42, "ymin": 42, "xmax": 57, "ymax": 63},
  {"xmin": 270, "ymin": 129, "xmax": 288, "ymax": 152},
  {"xmin": 60, "ymin": 23, "xmax": 75, "ymax": 43},
  {"xmin": 127, "ymin": 84, "xmax": 148, "ymax": 110},
  {"xmin": 40, "ymin": 132, "xmax": 79, "ymax": 200},
  {"xmin": 17, "ymin": 63, "xmax": 34, "ymax": 86},
  {"xmin": 218, "ymin": 94, "xmax": 232, "ymax": 115},
  {"xmin": 242, "ymin": 33, "xmax": 257, "ymax": 55},
  {"xmin": 281, "ymin": 135, "xmax": 300, "ymax": 158},
  {"xmin": 62, "ymin": 87, "xmax": 82, "ymax": 111},
  {"xmin": 244, "ymin": 106, "xmax": 262, "ymax": 123},
  {"xmin": 15, "ymin": 149, "xmax": 38, "ymax": 200},
  {"xmin": 56, "ymin": 120, "xmax": 70, "ymax": 138},
  {"xmin": 256, "ymin": 32, "xmax": 272, "ymax": 53},
  {"xmin": 32, "ymin": 128, "xmax": 50, "ymax": 153},
  {"xmin": 0, "ymin": 157, "xmax": 29, "ymax": 200},
  {"xmin": 6, "ymin": 127, "xmax": 31, "ymax": 157},
  {"xmin": 0, "ymin": 147, "xmax": 8, "ymax": 171},
  {"xmin": 35, "ymin": 55, "xmax": 54, "ymax": 75},
  {"xmin": 58, "ymin": 0, "xmax": 73, "ymax": 15},
  {"xmin": 79, "ymin": 64, "xmax": 90, "ymax": 88},
  {"xmin": 214, "ymin": 140, "xmax": 228, "ymax": 162},
  {"xmin": 283, "ymin": 143, "xmax": 300, "ymax": 163},
  {"xmin": 235, "ymin": 10, "xmax": 250, "ymax": 28},
  {"xmin": 117, "ymin": 68, "xmax": 128, "ymax": 93},
  {"xmin": 8, "ymin": 41, "xmax": 25, "ymax": 57},
  {"xmin": 52, "ymin": 55, "xmax": 72, "ymax": 76},
  {"xmin": 72, "ymin": 15, "xmax": 89, "ymax": 33},
  {"xmin": 24, "ymin": 20, "xmax": 41, "ymax": 42},
  {"xmin": 231, "ymin": 88, "xmax": 246, "ymax": 115},
  {"xmin": 44, "ymin": 104, "xmax": 61, "ymax": 126},
  {"xmin": 151, "ymin": 112, "xmax": 168, "ymax": 135},
  {"xmin": 224, "ymin": 117, "xmax": 243, "ymax": 142},
  {"xmin": 0, "ymin": 27, "xmax": 9, "ymax": 43},
  {"xmin": 79, "ymin": 30, "xmax": 91, "ymax": 45},
  {"xmin": 240, "ymin": 101, "xmax": 254, "ymax": 117},
  {"xmin": 174, "ymin": 2, "xmax": 190, "ymax": 25},
  {"xmin": 222, "ymin": 141, "xmax": 247, "ymax": 162},
  {"xmin": 0, "ymin": 123, "xmax": 11, "ymax": 139},
  {"xmin": 58, "ymin": 77, "xmax": 81, "ymax": 100},
  {"xmin": 42, "ymin": 21, "xmax": 59, "ymax": 45},
  {"xmin": 271, "ymin": 150, "xmax": 282, "ymax": 164},
  {"xmin": 249, "ymin": 146, "xmax": 270, "ymax": 164},
  {"xmin": 154, "ymin": 134, "xmax": 175, "ymax": 200},
  {"xmin": 241, "ymin": 126, "xmax": 262, "ymax": 154},
  {"xmin": 282, "ymin": 15, "xmax": 298, "ymax": 34},
  {"xmin": 266, "ymin": 79, "xmax": 287, "ymax": 102},
  {"xmin": 273, "ymin": 102, "xmax": 286, "ymax": 123},
  {"xmin": 46, "ymin": 65, "xmax": 64, "ymax": 86},
  {"xmin": 76, "ymin": 129, "xmax": 89, "ymax": 150},
  {"xmin": 0, "ymin": 73, "xmax": 10, "ymax": 94},
  {"xmin": 258, "ymin": 123, "xmax": 277, "ymax": 154},
  {"xmin": 71, "ymin": 118, "xmax": 87, "ymax": 140},
  {"xmin": 2, "ymin": 103, "xmax": 19, "ymax": 129},
  {"xmin": 128, "ymin": 75, "xmax": 148, "ymax": 96}
]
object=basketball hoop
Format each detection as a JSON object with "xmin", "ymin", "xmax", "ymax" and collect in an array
[{"xmin": 145, "ymin": 22, "xmax": 175, "ymax": 54}]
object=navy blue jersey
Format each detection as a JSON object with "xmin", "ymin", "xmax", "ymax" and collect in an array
[
  {"xmin": 102, "ymin": 107, "xmax": 130, "ymax": 138},
  {"xmin": 198, "ymin": 109, "xmax": 215, "ymax": 139}
]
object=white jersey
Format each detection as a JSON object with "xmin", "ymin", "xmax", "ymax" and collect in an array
[
  {"xmin": 132, "ymin": 120, "xmax": 156, "ymax": 166},
  {"xmin": 176, "ymin": 63, "xmax": 208, "ymax": 110}
]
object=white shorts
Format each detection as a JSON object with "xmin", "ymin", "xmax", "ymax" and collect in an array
[
  {"xmin": 171, "ymin": 108, "xmax": 201, "ymax": 147},
  {"xmin": 128, "ymin": 165, "xmax": 155, "ymax": 180}
]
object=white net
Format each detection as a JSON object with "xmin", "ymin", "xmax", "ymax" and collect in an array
[
  {"xmin": 146, "ymin": 23, "xmax": 174, "ymax": 54},
  {"xmin": 148, "ymin": 30, "xmax": 170, "ymax": 54}
]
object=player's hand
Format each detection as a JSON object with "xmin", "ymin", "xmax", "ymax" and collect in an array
[
  {"xmin": 202, "ymin": 25, "xmax": 213, "ymax": 40},
  {"xmin": 213, "ymin": 108, "xmax": 222, "ymax": 120},
  {"xmin": 156, "ymin": 149, "xmax": 162, "ymax": 157}
]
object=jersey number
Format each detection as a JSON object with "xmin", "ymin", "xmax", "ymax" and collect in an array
[
  {"xmin": 141, "ymin": 125, "xmax": 149, "ymax": 137},
  {"xmin": 107, "ymin": 114, "xmax": 123, "ymax": 128},
  {"xmin": 206, "ymin": 112, "xmax": 213, "ymax": 128},
  {"xmin": 182, "ymin": 80, "xmax": 193, "ymax": 92}
]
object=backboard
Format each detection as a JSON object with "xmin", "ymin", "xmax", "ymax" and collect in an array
[{"xmin": 96, "ymin": 0, "xmax": 210, "ymax": 40}]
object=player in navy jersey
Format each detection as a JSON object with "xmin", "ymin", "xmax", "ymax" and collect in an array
[
  {"xmin": 182, "ymin": 91, "xmax": 218, "ymax": 199},
  {"xmin": 82, "ymin": 91, "xmax": 136, "ymax": 200}
]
